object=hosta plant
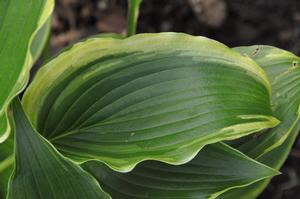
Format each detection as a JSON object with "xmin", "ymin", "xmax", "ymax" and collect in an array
[{"xmin": 1, "ymin": 0, "xmax": 300, "ymax": 199}]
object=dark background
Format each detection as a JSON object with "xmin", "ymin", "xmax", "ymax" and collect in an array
[{"xmin": 49, "ymin": 0, "xmax": 300, "ymax": 198}]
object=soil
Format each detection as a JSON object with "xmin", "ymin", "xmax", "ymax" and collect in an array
[{"xmin": 46, "ymin": 0, "xmax": 300, "ymax": 198}]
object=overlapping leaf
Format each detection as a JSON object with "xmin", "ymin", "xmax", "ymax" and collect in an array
[
  {"xmin": 23, "ymin": 33, "xmax": 279, "ymax": 171},
  {"xmin": 1, "ymin": 0, "xmax": 297, "ymax": 198},
  {"xmin": 31, "ymin": 17, "xmax": 52, "ymax": 63},
  {"xmin": 231, "ymin": 45, "xmax": 300, "ymax": 158},
  {"xmin": 0, "ymin": 0, "xmax": 54, "ymax": 142},
  {"xmin": 218, "ymin": 46, "xmax": 300, "ymax": 198},
  {"xmin": 0, "ymin": 135, "xmax": 14, "ymax": 198},
  {"xmin": 82, "ymin": 143, "xmax": 278, "ymax": 199},
  {"xmin": 7, "ymin": 99, "xmax": 111, "ymax": 199},
  {"xmin": 219, "ymin": 122, "xmax": 300, "ymax": 199}
]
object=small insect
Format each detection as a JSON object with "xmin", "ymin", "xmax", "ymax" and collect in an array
[
  {"xmin": 251, "ymin": 46, "xmax": 261, "ymax": 57},
  {"xmin": 292, "ymin": 60, "xmax": 298, "ymax": 68}
]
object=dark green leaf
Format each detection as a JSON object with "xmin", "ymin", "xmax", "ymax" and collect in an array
[
  {"xmin": 83, "ymin": 143, "xmax": 278, "ymax": 199},
  {"xmin": 7, "ymin": 99, "xmax": 111, "ymax": 199},
  {"xmin": 219, "ymin": 121, "xmax": 300, "ymax": 199}
]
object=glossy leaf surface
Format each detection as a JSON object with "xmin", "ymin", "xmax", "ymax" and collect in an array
[{"xmin": 23, "ymin": 33, "xmax": 278, "ymax": 171}]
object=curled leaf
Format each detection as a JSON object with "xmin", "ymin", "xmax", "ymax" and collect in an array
[
  {"xmin": 219, "ymin": 46, "xmax": 300, "ymax": 198},
  {"xmin": 23, "ymin": 33, "xmax": 279, "ymax": 171}
]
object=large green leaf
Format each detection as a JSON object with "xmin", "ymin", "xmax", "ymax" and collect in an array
[
  {"xmin": 218, "ymin": 46, "xmax": 300, "ymax": 198},
  {"xmin": 83, "ymin": 142, "xmax": 278, "ymax": 199},
  {"xmin": 7, "ymin": 99, "xmax": 111, "ymax": 199},
  {"xmin": 23, "ymin": 33, "xmax": 278, "ymax": 171},
  {"xmin": 0, "ymin": 0, "xmax": 54, "ymax": 142}
]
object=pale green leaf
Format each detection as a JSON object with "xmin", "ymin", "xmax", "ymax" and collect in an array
[
  {"xmin": 23, "ymin": 33, "xmax": 279, "ymax": 171},
  {"xmin": 7, "ymin": 99, "xmax": 111, "ymax": 199},
  {"xmin": 0, "ymin": 0, "xmax": 54, "ymax": 142},
  {"xmin": 0, "ymin": 113, "xmax": 10, "ymax": 143}
]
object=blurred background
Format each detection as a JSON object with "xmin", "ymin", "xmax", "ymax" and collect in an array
[{"xmin": 47, "ymin": 0, "xmax": 300, "ymax": 198}]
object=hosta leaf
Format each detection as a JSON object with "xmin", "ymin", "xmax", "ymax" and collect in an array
[
  {"xmin": 23, "ymin": 33, "xmax": 279, "ymax": 171},
  {"xmin": 231, "ymin": 45, "xmax": 300, "ymax": 158},
  {"xmin": 0, "ymin": 135, "xmax": 14, "ymax": 198},
  {"xmin": 0, "ymin": 113, "xmax": 10, "ymax": 143},
  {"xmin": 82, "ymin": 143, "xmax": 278, "ymax": 199},
  {"xmin": 218, "ymin": 46, "xmax": 300, "ymax": 198},
  {"xmin": 0, "ymin": 0, "xmax": 54, "ymax": 142},
  {"xmin": 219, "ymin": 121, "xmax": 300, "ymax": 199},
  {"xmin": 31, "ymin": 17, "xmax": 52, "ymax": 63},
  {"xmin": 7, "ymin": 99, "xmax": 111, "ymax": 199}
]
